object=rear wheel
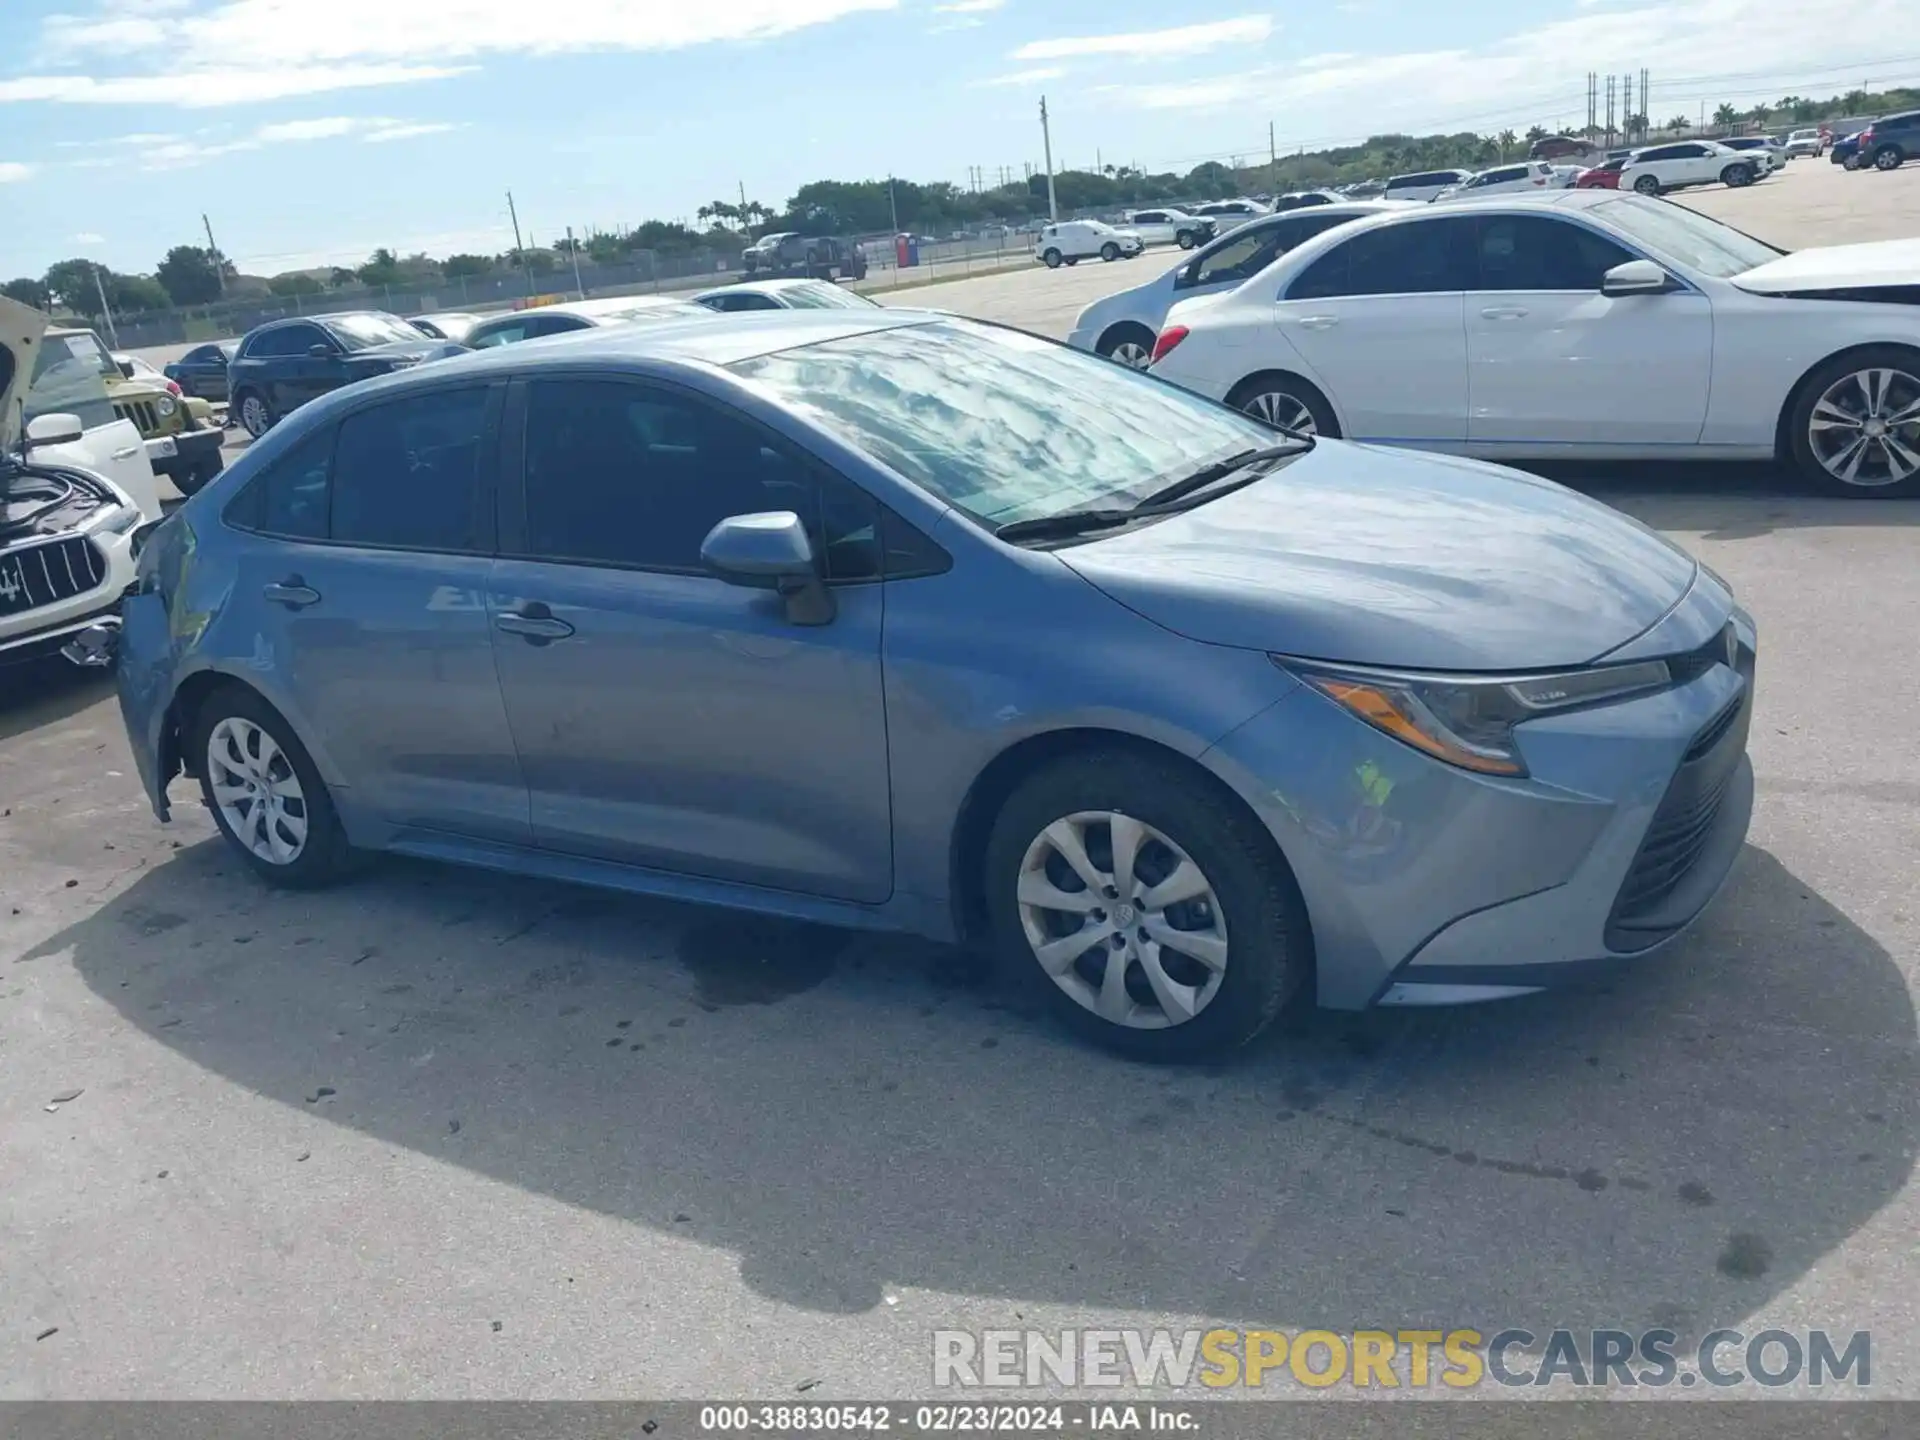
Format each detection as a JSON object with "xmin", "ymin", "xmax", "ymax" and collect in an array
[
  {"xmin": 1632, "ymin": 173, "xmax": 1662, "ymax": 195},
  {"xmin": 1042, "ymin": 248, "xmax": 1064, "ymax": 269},
  {"xmin": 190, "ymin": 685, "xmax": 355, "ymax": 887},
  {"xmin": 1097, "ymin": 323, "xmax": 1157, "ymax": 371},
  {"xmin": 1228, "ymin": 374, "xmax": 1340, "ymax": 438},
  {"xmin": 1721, "ymin": 163, "xmax": 1756, "ymax": 187},
  {"xmin": 983, "ymin": 750, "xmax": 1306, "ymax": 1061},
  {"xmin": 1874, "ymin": 145, "xmax": 1905, "ymax": 171},
  {"xmin": 1787, "ymin": 347, "xmax": 1920, "ymax": 498}
]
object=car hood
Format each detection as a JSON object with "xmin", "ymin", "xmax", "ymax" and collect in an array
[
  {"xmin": 1731, "ymin": 238, "xmax": 1920, "ymax": 293},
  {"xmin": 347, "ymin": 338, "xmax": 446, "ymax": 363},
  {"xmin": 1057, "ymin": 443, "xmax": 1701, "ymax": 671},
  {"xmin": 0, "ymin": 294, "xmax": 49, "ymax": 451}
]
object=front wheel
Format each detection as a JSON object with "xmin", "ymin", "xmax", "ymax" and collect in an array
[
  {"xmin": 1787, "ymin": 347, "xmax": 1920, "ymax": 498},
  {"xmin": 1176, "ymin": 231, "xmax": 1199, "ymax": 250},
  {"xmin": 190, "ymin": 685, "xmax": 356, "ymax": 887},
  {"xmin": 1721, "ymin": 163, "xmax": 1755, "ymax": 187},
  {"xmin": 235, "ymin": 390, "xmax": 273, "ymax": 439},
  {"xmin": 1100, "ymin": 242, "xmax": 1121, "ymax": 262},
  {"xmin": 983, "ymin": 751, "xmax": 1307, "ymax": 1061},
  {"xmin": 1042, "ymin": 248, "xmax": 1064, "ymax": 270},
  {"xmin": 1844, "ymin": 153, "xmax": 1864, "ymax": 171},
  {"xmin": 1632, "ymin": 173, "xmax": 1662, "ymax": 195},
  {"xmin": 1874, "ymin": 146, "xmax": 1904, "ymax": 171}
]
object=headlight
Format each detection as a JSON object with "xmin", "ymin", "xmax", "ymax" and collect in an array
[
  {"xmin": 1279, "ymin": 657, "xmax": 1676, "ymax": 777},
  {"xmin": 94, "ymin": 502, "xmax": 143, "ymax": 536},
  {"xmin": 156, "ymin": 395, "xmax": 177, "ymax": 417}
]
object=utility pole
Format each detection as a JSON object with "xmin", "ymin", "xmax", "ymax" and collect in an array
[
  {"xmin": 738, "ymin": 179, "xmax": 748, "ymax": 217},
  {"xmin": 1641, "ymin": 69, "xmax": 1651, "ymax": 140},
  {"xmin": 1269, "ymin": 120, "xmax": 1278, "ymax": 190},
  {"xmin": 201, "ymin": 213, "xmax": 227, "ymax": 295},
  {"xmin": 565, "ymin": 225, "xmax": 585, "ymax": 300},
  {"xmin": 506, "ymin": 189, "xmax": 533, "ymax": 298},
  {"xmin": 91, "ymin": 263, "xmax": 119, "ymax": 348},
  {"xmin": 888, "ymin": 175, "xmax": 899, "ymax": 234},
  {"xmin": 1039, "ymin": 95, "xmax": 1058, "ymax": 221},
  {"xmin": 1587, "ymin": 71, "xmax": 1597, "ymax": 139}
]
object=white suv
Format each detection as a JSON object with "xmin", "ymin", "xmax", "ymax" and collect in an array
[
  {"xmin": 1189, "ymin": 199, "xmax": 1270, "ymax": 234},
  {"xmin": 1618, "ymin": 140, "xmax": 1762, "ymax": 194},
  {"xmin": 2, "ymin": 296, "xmax": 160, "ymax": 671},
  {"xmin": 1035, "ymin": 220, "xmax": 1146, "ymax": 268},
  {"xmin": 1120, "ymin": 209, "xmax": 1214, "ymax": 249},
  {"xmin": 1435, "ymin": 161, "xmax": 1559, "ymax": 199}
]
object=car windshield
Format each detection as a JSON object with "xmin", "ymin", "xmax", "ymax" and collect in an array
[
  {"xmin": 1591, "ymin": 196, "xmax": 1784, "ymax": 277},
  {"xmin": 728, "ymin": 319, "xmax": 1279, "ymax": 530},
  {"xmin": 780, "ymin": 282, "xmax": 879, "ymax": 310},
  {"xmin": 327, "ymin": 313, "xmax": 428, "ymax": 350}
]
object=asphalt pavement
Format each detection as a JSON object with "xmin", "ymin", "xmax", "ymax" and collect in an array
[{"xmin": 3, "ymin": 158, "xmax": 1916, "ymax": 1403}]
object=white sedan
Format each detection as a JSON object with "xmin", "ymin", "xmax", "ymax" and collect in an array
[
  {"xmin": 1067, "ymin": 201, "xmax": 1406, "ymax": 367},
  {"xmin": 692, "ymin": 277, "xmax": 882, "ymax": 312},
  {"xmin": 1617, "ymin": 140, "xmax": 1762, "ymax": 194},
  {"xmin": 1147, "ymin": 190, "xmax": 1920, "ymax": 496}
]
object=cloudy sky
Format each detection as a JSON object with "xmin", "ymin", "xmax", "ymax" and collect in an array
[{"xmin": 0, "ymin": 0, "xmax": 1911, "ymax": 278}]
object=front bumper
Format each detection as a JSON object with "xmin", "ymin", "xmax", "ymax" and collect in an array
[
  {"xmin": 146, "ymin": 426, "xmax": 223, "ymax": 475},
  {"xmin": 1203, "ymin": 606, "xmax": 1758, "ymax": 1011}
]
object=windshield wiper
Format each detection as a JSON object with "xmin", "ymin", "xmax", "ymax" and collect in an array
[
  {"xmin": 994, "ymin": 506, "xmax": 1138, "ymax": 544},
  {"xmin": 1131, "ymin": 442, "xmax": 1306, "ymax": 511}
]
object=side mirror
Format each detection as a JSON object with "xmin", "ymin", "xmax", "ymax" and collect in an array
[
  {"xmin": 116, "ymin": 360, "xmax": 135, "ymax": 379},
  {"xmin": 1601, "ymin": 259, "xmax": 1673, "ymax": 297},
  {"xmin": 24, "ymin": 412, "xmax": 86, "ymax": 447},
  {"xmin": 308, "ymin": 343, "xmax": 335, "ymax": 358},
  {"xmin": 700, "ymin": 511, "xmax": 836, "ymax": 626}
]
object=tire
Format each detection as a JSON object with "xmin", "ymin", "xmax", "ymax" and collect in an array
[
  {"xmin": 982, "ymin": 749, "xmax": 1307, "ymax": 1062},
  {"xmin": 1096, "ymin": 323, "xmax": 1157, "ymax": 371},
  {"xmin": 1064, "ymin": 257, "xmax": 1079, "ymax": 267},
  {"xmin": 174, "ymin": 449, "xmax": 225, "ymax": 497},
  {"xmin": 1042, "ymin": 248, "xmax": 1064, "ymax": 270},
  {"xmin": 1227, "ymin": 374, "xmax": 1341, "ymax": 438},
  {"xmin": 1844, "ymin": 153, "xmax": 1864, "ymax": 171},
  {"xmin": 235, "ymin": 389, "xmax": 273, "ymax": 439},
  {"xmin": 1632, "ymin": 173, "xmax": 1662, "ymax": 195},
  {"xmin": 1721, "ymin": 163, "xmax": 1755, "ymax": 187},
  {"xmin": 1100, "ymin": 242, "xmax": 1121, "ymax": 262},
  {"xmin": 1874, "ymin": 146, "xmax": 1904, "ymax": 171},
  {"xmin": 1786, "ymin": 345, "xmax": 1920, "ymax": 498},
  {"xmin": 189, "ymin": 684, "xmax": 355, "ymax": 888},
  {"xmin": 1176, "ymin": 231, "xmax": 1199, "ymax": 250}
]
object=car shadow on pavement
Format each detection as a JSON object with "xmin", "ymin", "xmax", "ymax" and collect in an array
[
  {"xmin": 1533, "ymin": 460, "xmax": 1920, "ymax": 539},
  {"xmin": 36, "ymin": 835, "xmax": 1917, "ymax": 1339},
  {"xmin": 0, "ymin": 660, "xmax": 115, "ymax": 745}
]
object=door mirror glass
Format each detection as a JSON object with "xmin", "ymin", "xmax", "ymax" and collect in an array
[
  {"xmin": 308, "ymin": 343, "xmax": 335, "ymax": 358},
  {"xmin": 1600, "ymin": 258, "xmax": 1672, "ymax": 296},
  {"xmin": 701, "ymin": 511, "xmax": 835, "ymax": 625},
  {"xmin": 24, "ymin": 412, "xmax": 86, "ymax": 446}
]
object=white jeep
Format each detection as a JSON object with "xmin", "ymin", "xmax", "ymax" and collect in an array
[{"xmin": 2, "ymin": 295, "xmax": 162, "ymax": 673}]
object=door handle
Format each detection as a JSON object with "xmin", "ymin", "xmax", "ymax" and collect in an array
[
  {"xmin": 111, "ymin": 446, "xmax": 141, "ymax": 460},
  {"xmin": 495, "ymin": 603, "xmax": 575, "ymax": 644},
  {"xmin": 263, "ymin": 579, "xmax": 320, "ymax": 609},
  {"xmin": 1295, "ymin": 315, "xmax": 1339, "ymax": 330},
  {"xmin": 1480, "ymin": 306, "xmax": 1530, "ymax": 319}
]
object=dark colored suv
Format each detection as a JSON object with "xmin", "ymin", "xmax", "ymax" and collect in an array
[
  {"xmin": 162, "ymin": 340, "xmax": 239, "ymax": 403},
  {"xmin": 226, "ymin": 311, "xmax": 448, "ymax": 439},
  {"xmin": 743, "ymin": 234, "xmax": 869, "ymax": 281},
  {"xmin": 1854, "ymin": 110, "xmax": 1920, "ymax": 170}
]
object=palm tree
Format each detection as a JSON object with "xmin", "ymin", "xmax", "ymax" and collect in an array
[
  {"xmin": 1496, "ymin": 128, "xmax": 1517, "ymax": 159},
  {"xmin": 1525, "ymin": 124, "xmax": 1548, "ymax": 143},
  {"xmin": 1712, "ymin": 102, "xmax": 1739, "ymax": 132},
  {"xmin": 1747, "ymin": 104, "xmax": 1770, "ymax": 126},
  {"xmin": 1667, "ymin": 114, "xmax": 1690, "ymax": 135},
  {"xmin": 1623, "ymin": 113, "xmax": 1648, "ymax": 141}
]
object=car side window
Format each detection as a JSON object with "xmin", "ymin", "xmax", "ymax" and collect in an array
[
  {"xmin": 281, "ymin": 324, "xmax": 330, "ymax": 355},
  {"xmin": 226, "ymin": 426, "xmax": 334, "ymax": 541},
  {"xmin": 23, "ymin": 331, "xmax": 117, "ymax": 431},
  {"xmin": 1189, "ymin": 217, "xmax": 1331, "ymax": 289},
  {"xmin": 468, "ymin": 321, "xmax": 525, "ymax": 348},
  {"xmin": 1290, "ymin": 218, "xmax": 1472, "ymax": 300},
  {"xmin": 519, "ymin": 379, "xmax": 884, "ymax": 581},
  {"xmin": 330, "ymin": 386, "xmax": 490, "ymax": 552},
  {"xmin": 1471, "ymin": 216, "xmax": 1635, "ymax": 291}
]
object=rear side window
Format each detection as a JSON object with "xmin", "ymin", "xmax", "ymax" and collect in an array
[
  {"xmin": 226, "ymin": 426, "xmax": 333, "ymax": 541},
  {"xmin": 1289, "ymin": 218, "xmax": 1474, "ymax": 299},
  {"xmin": 330, "ymin": 386, "xmax": 491, "ymax": 552}
]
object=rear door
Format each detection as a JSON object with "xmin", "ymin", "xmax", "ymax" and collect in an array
[
  {"xmin": 221, "ymin": 381, "xmax": 530, "ymax": 844},
  {"xmin": 1275, "ymin": 215, "xmax": 1474, "ymax": 443},
  {"xmin": 487, "ymin": 374, "xmax": 894, "ymax": 901},
  {"xmin": 1463, "ymin": 214, "xmax": 1711, "ymax": 449}
]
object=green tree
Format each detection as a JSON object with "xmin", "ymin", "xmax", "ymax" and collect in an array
[
  {"xmin": 1713, "ymin": 102, "xmax": 1740, "ymax": 131},
  {"xmin": 1496, "ymin": 129, "xmax": 1517, "ymax": 159},
  {"xmin": 1667, "ymin": 114, "xmax": 1690, "ymax": 135},
  {"xmin": 2, "ymin": 277, "xmax": 50, "ymax": 308},
  {"xmin": 268, "ymin": 273, "xmax": 323, "ymax": 297},
  {"xmin": 1844, "ymin": 88, "xmax": 1870, "ymax": 114},
  {"xmin": 154, "ymin": 244, "xmax": 230, "ymax": 306},
  {"xmin": 42, "ymin": 258, "xmax": 109, "ymax": 317},
  {"xmin": 1525, "ymin": 124, "xmax": 1549, "ymax": 143},
  {"xmin": 327, "ymin": 266, "xmax": 358, "ymax": 288},
  {"xmin": 1747, "ymin": 104, "xmax": 1771, "ymax": 126},
  {"xmin": 1623, "ymin": 113, "xmax": 1648, "ymax": 140},
  {"xmin": 356, "ymin": 247, "xmax": 401, "ymax": 287},
  {"xmin": 441, "ymin": 253, "xmax": 494, "ymax": 279},
  {"xmin": 109, "ymin": 274, "xmax": 170, "ymax": 312}
]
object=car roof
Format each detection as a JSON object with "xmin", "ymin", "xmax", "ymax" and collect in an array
[
  {"xmin": 487, "ymin": 295, "xmax": 706, "ymax": 323},
  {"xmin": 694, "ymin": 277, "xmax": 832, "ymax": 297}
]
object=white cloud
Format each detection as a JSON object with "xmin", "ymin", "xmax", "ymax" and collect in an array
[
  {"xmin": 973, "ymin": 66, "xmax": 1065, "ymax": 88},
  {"xmin": 18, "ymin": 0, "xmax": 901, "ymax": 105},
  {"xmin": 0, "ymin": 162, "xmax": 32, "ymax": 182},
  {"xmin": 362, "ymin": 121, "xmax": 463, "ymax": 142},
  {"xmin": 74, "ymin": 231, "xmax": 106, "ymax": 243},
  {"xmin": 936, "ymin": 0, "xmax": 1004, "ymax": 10},
  {"xmin": 1013, "ymin": 16, "xmax": 1271, "ymax": 62},
  {"xmin": 253, "ymin": 116, "xmax": 364, "ymax": 143},
  {"xmin": 138, "ymin": 114, "xmax": 455, "ymax": 168}
]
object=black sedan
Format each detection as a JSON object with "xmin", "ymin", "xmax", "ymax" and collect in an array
[
  {"xmin": 1830, "ymin": 132, "xmax": 1863, "ymax": 168},
  {"xmin": 226, "ymin": 311, "xmax": 451, "ymax": 439},
  {"xmin": 162, "ymin": 340, "xmax": 239, "ymax": 402}
]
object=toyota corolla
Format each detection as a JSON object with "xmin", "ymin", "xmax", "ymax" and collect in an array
[{"xmin": 94, "ymin": 311, "xmax": 1756, "ymax": 1060}]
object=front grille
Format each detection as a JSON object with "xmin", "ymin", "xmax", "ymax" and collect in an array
[
  {"xmin": 0, "ymin": 536, "xmax": 109, "ymax": 617},
  {"xmin": 114, "ymin": 399, "xmax": 160, "ymax": 435},
  {"xmin": 1606, "ymin": 676, "xmax": 1752, "ymax": 951}
]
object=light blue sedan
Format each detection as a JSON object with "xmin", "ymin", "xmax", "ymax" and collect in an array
[{"xmin": 93, "ymin": 310, "xmax": 1756, "ymax": 1060}]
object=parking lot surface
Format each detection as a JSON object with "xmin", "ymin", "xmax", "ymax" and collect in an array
[{"xmin": 6, "ymin": 157, "xmax": 1918, "ymax": 1400}]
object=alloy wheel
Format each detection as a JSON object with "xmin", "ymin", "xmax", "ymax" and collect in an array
[
  {"xmin": 1807, "ymin": 366, "xmax": 1920, "ymax": 488},
  {"xmin": 1242, "ymin": 389, "xmax": 1317, "ymax": 434},
  {"xmin": 1107, "ymin": 339, "xmax": 1152, "ymax": 370},
  {"xmin": 1876, "ymin": 148, "xmax": 1902, "ymax": 171},
  {"xmin": 207, "ymin": 716, "xmax": 309, "ymax": 864},
  {"xmin": 239, "ymin": 394, "xmax": 270, "ymax": 438},
  {"xmin": 1015, "ymin": 811, "xmax": 1229, "ymax": 1030}
]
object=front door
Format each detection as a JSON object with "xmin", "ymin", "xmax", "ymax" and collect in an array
[
  {"xmin": 488, "ymin": 375, "xmax": 893, "ymax": 903},
  {"xmin": 221, "ymin": 382, "xmax": 530, "ymax": 845},
  {"xmin": 1276, "ymin": 215, "xmax": 1474, "ymax": 444},
  {"xmin": 1463, "ymin": 215, "xmax": 1712, "ymax": 448}
]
